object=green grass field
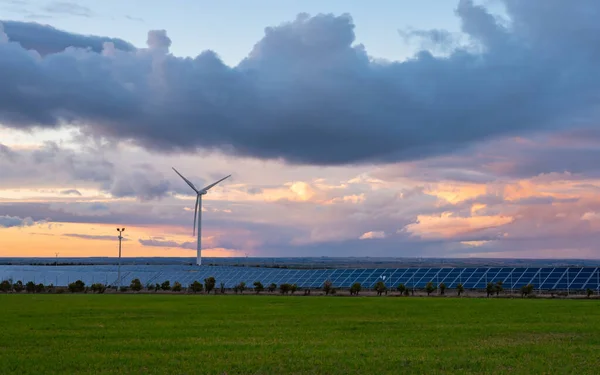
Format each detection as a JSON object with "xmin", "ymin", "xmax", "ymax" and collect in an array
[{"xmin": 1, "ymin": 295, "xmax": 599, "ymax": 374}]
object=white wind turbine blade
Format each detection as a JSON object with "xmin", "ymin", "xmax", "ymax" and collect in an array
[
  {"xmin": 201, "ymin": 175, "xmax": 231, "ymax": 192},
  {"xmin": 172, "ymin": 167, "xmax": 199, "ymax": 194},
  {"xmin": 193, "ymin": 194, "xmax": 199, "ymax": 236}
]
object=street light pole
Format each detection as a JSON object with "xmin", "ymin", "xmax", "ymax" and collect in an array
[
  {"xmin": 55, "ymin": 252, "xmax": 59, "ymax": 266},
  {"xmin": 117, "ymin": 228, "xmax": 125, "ymax": 290}
]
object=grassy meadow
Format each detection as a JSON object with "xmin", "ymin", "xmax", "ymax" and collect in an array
[{"xmin": 1, "ymin": 294, "xmax": 599, "ymax": 374}]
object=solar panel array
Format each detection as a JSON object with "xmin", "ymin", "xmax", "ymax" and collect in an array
[{"xmin": 1, "ymin": 265, "xmax": 599, "ymax": 291}]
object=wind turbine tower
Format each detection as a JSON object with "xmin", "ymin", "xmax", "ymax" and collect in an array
[{"xmin": 172, "ymin": 168, "xmax": 231, "ymax": 266}]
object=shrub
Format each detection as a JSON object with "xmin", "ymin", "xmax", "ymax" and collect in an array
[
  {"xmin": 130, "ymin": 278, "xmax": 143, "ymax": 292},
  {"xmin": 374, "ymin": 281, "xmax": 387, "ymax": 296},
  {"xmin": 425, "ymin": 282, "xmax": 435, "ymax": 296},
  {"xmin": 190, "ymin": 281, "xmax": 203, "ymax": 293},
  {"xmin": 238, "ymin": 282, "xmax": 246, "ymax": 294},
  {"xmin": 439, "ymin": 282, "xmax": 446, "ymax": 295},
  {"xmin": 68, "ymin": 280, "xmax": 85, "ymax": 293},
  {"xmin": 0, "ymin": 280, "xmax": 11, "ymax": 293},
  {"xmin": 267, "ymin": 283, "xmax": 277, "ymax": 293},
  {"xmin": 586, "ymin": 288, "xmax": 594, "ymax": 298},
  {"xmin": 495, "ymin": 281, "xmax": 504, "ymax": 296},
  {"xmin": 457, "ymin": 283, "xmax": 465, "ymax": 296},
  {"xmin": 219, "ymin": 282, "xmax": 225, "ymax": 294},
  {"xmin": 520, "ymin": 284, "xmax": 534, "ymax": 297},
  {"xmin": 161, "ymin": 280, "xmax": 171, "ymax": 291},
  {"xmin": 13, "ymin": 281, "xmax": 24, "ymax": 293},
  {"xmin": 35, "ymin": 283, "xmax": 45, "ymax": 293},
  {"xmin": 290, "ymin": 284, "xmax": 298, "ymax": 294},
  {"xmin": 25, "ymin": 281, "xmax": 36, "ymax": 293},
  {"xmin": 154, "ymin": 283, "xmax": 161, "ymax": 292},
  {"xmin": 323, "ymin": 280, "xmax": 333, "ymax": 295},
  {"xmin": 350, "ymin": 282, "xmax": 362, "ymax": 296},
  {"xmin": 279, "ymin": 283, "xmax": 291, "ymax": 295},
  {"xmin": 119, "ymin": 286, "xmax": 128, "ymax": 293},
  {"xmin": 253, "ymin": 281, "xmax": 264, "ymax": 294},
  {"xmin": 397, "ymin": 283, "xmax": 407, "ymax": 296},
  {"xmin": 91, "ymin": 283, "xmax": 106, "ymax": 294},
  {"xmin": 486, "ymin": 282, "xmax": 495, "ymax": 297},
  {"xmin": 172, "ymin": 282, "xmax": 182, "ymax": 292},
  {"xmin": 204, "ymin": 277, "xmax": 216, "ymax": 294},
  {"xmin": 146, "ymin": 283, "xmax": 154, "ymax": 291}
]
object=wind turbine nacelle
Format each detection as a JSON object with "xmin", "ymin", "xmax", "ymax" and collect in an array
[{"xmin": 200, "ymin": 191, "xmax": 208, "ymax": 195}]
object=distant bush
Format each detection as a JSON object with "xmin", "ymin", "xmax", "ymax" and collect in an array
[
  {"xmin": 323, "ymin": 280, "xmax": 333, "ymax": 295},
  {"xmin": 457, "ymin": 283, "xmax": 464, "ymax": 296},
  {"xmin": 0, "ymin": 280, "xmax": 11, "ymax": 293},
  {"xmin": 495, "ymin": 281, "xmax": 504, "ymax": 296},
  {"xmin": 13, "ymin": 281, "xmax": 24, "ymax": 293},
  {"xmin": 25, "ymin": 281, "xmax": 36, "ymax": 293},
  {"xmin": 91, "ymin": 283, "xmax": 106, "ymax": 294},
  {"xmin": 204, "ymin": 277, "xmax": 216, "ymax": 294},
  {"xmin": 119, "ymin": 286, "xmax": 128, "ymax": 292},
  {"xmin": 439, "ymin": 282, "xmax": 446, "ymax": 295},
  {"xmin": 520, "ymin": 284, "xmax": 534, "ymax": 297},
  {"xmin": 161, "ymin": 281, "xmax": 171, "ymax": 291},
  {"xmin": 425, "ymin": 282, "xmax": 435, "ymax": 296},
  {"xmin": 253, "ymin": 281, "xmax": 264, "ymax": 294},
  {"xmin": 374, "ymin": 281, "xmax": 387, "ymax": 296},
  {"xmin": 172, "ymin": 282, "xmax": 182, "ymax": 292},
  {"xmin": 68, "ymin": 280, "xmax": 85, "ymax": 293},
  {"xmin": 350, "ymin": 282, "xmax": 361, "ymax": 296},
  {"xmin": 486, "ymin": 282, "xmax": 495, "ymax": 297},
  {"xmin": 219, "ymin": 282, "xmax": 225, "ymax": 294},
  {"xmin": 237, "ymin": 282, "xmax": 246, "ymax": 294},
  {"xmin": 397, "ymin": 283, "xmax": 407, "ymax": 296},
  {"xmin": 130, "ymin": 278, "xmax": 143, "ymax": 292},
  {"xmin": 279, "ymin": 283, "xmax": 292, "ymax": 295},
  {"xmin": 35, "ymin": 283, "xmax": 45, "ymax": 293},
  {"xmin": 290, "ymin": 284, "xmax": 298, "ymax": 294},
  {"xmin": 586, "ymin": 288, "xmax": 594, "ymax": 298},
  {"xmin": 267, "ymin": 283, "xmax": 277, "ymax": 293},
  {"xmin": 190, "ymin": 281, "xmax": 203, "ymax": 293},
  {"xmin": 154, "ymin": 283, "xmax": 161, "ymax": 292}
]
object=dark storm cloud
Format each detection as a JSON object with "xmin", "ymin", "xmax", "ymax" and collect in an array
[
  {"xmin": 1, "ymin": 0, "xmax": 600, "ymax": 165},
  {"xmin": 0, "ymin": 19, "xmax": 134, "ymax": 55}
]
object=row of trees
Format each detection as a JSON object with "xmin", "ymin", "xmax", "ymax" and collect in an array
[{"xmin": 1, "ymin": 278, "xmax": 597, "ymax": 298}]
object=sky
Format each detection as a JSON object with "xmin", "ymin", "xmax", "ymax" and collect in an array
[{"xmin": 1, "ymin": 0, "xmax": 600, "ymax": 259}]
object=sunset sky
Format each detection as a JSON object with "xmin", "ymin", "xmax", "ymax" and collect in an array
[{"xmin": 2, "ymin": 0, "xmax": 600, "ymax": 259}]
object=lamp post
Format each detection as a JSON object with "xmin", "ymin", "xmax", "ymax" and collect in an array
[
  {"xmin": 117, "ymin": 228, "xmax": 125, "ymax": 290},
  {"xmin": 55, "ymin": 252, "xmax": 59, "ymax": 266}
]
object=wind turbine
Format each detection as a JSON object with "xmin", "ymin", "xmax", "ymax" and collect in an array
[{"xmin": 172, "ymin": 167, "xmax": 231, "ymax": 266}]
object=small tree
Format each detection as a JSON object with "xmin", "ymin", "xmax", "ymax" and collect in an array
[
  {"xmin": 439, "ymin": 282, "xmax": 446, "ymax": 295},
  {"xmin": 161, "ymin": 280, "xmax": 171, "ymax": 291},
  {"xmin": 154, "ymin": 283, "xmax": 161, "ymax": 292},
  {"xmin": 146, "ymin": 283, "xmax": 154, "ymax": 291},
  {"xmin": 190, "ymin": 281, "xmax": 204, "ymax": 293},
  {"xmin": 219, "ymin": 282, "xmax": 225, "ymax": 294},
  {"xmin": 586, "ymin": 288, "xmax": 594, "ymax": 298},
  {"xmin": 253, "ymin": 281, "xmax": 264, "ymax": 294},
  {"xmin": 520, "ymin": 284, "xmax": 534, "ymax": 297},
  {"xmin": 238, "ymin": 282, "xmax": 246, "ymax": 294},
  {"xmin": 486, "ymin": 282, "xmax": 495, "ymax": 297},
  {"xmin": 91, "ymin": 283, "xmax": 106, "ymax": 294},
  {"xmin": 25, "ymin": 281, "xmax": 36, "ymax": 293},
  {"xmin": 68, "ymin": 280, "xmax": 85, "ymax": 293},
  {"xmin": 425, "ymin": 282, "xmax": 435, "ymax": 296},
  {"xmin": 397, "ymin": 283, "xmax": 407, "ymax": 296},
  {"xmin": 172, "ymin": 282, "xmax": 182, "ymax": 292},
  {"xmin": 457, "ymin": 283, "xmax": 465, "ymax": 296},
  {"xmin": 323, "ymin": 280, "xmax": 333, "ymax": 295},
  {"xmin": 0, "ymin": 280, "xmax": 11, "ymax": 293},
  {"xmin": 290, "ymin": 284, "xmax": 298, "ymax": 294},
  {"xmin": 279, "ymin": 283, "xmax": 291, "ymax": 295},
  {"xmin": 374, "ymin": 281, "xmax": 387, "ymax": 296},
  {"xmin": 350, "ymin": 282, "xmax": 362, "ymax": 296},
  {"xmin": 130, "ymin": 278, "xmax": 143, "ymax": 292},
  {"xmin": 35, "ymin": 283, "xmax": 45, "ymax": 293},
  {"xmin": 268, "ymin": 283, "xmax": 277, "ymax": 293},
  {"xmin": 495, "ymin": 281, "xmax": 504, "ymax": 296},
  {"xmin": 13, "ymin": 281, "xmax": 24, "ymax": 293},
  {"xmin": 204, "ymin": 277, "xmax": 216, "ymax": 294}
]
